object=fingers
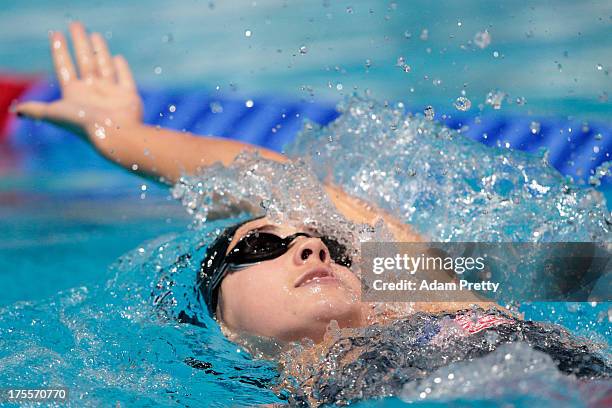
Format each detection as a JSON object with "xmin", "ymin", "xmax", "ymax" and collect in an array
[
  {"xmin": 91, "ymin": 32, "xmax": 115, "ymax": 81},
  {"xmin": 16, "ymin": 101, "xmax": 81, "ymax": 126},
  {"xmin": 47, "ymin": 21, "xmax": 135, "ymax": 97},
  {"xmin": 113, "ymin": 55, "xmax": 137, "ymax": 91},
  {"xmin": 69, "ymin": 22, "xmax": 95, "ymax": 80},
  {"xmin": 49, "ymin": 31, "xmax": 77, "ymax": 90},
  {"xmin": 15, "ymin": 102, "xmax": 49, "ymax": 120}
]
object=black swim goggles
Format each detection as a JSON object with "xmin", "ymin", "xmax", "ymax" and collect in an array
[
  {"xmin": 225, "ymin": 229, "xmax": 353, "ymax": 269},
  {"xmin": 199, "ymin": 223, "xmax": 353, "ymax": 317}
]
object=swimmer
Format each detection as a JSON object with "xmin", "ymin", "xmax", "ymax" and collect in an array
[{"xmin": 16, "ymin": 23, "xmax": 610, "ymax": 405}]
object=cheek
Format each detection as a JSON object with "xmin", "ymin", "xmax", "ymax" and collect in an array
[
  {"xmin": 334, "ymin": 265, "xmax": 362, "ymax": 295},
  {"xmin": 220, "ymin": 264, "xmax": 292, "ymax": 317}
]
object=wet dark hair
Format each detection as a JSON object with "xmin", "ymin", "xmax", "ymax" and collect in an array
[{"xmin": 197, "ymin": 215, "xmax": 265, "ymax": 317}]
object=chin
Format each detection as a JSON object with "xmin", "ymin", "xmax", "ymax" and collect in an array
[
  {"xmin": 305, "ymin": 295, "xmax": 363, "ymax": 328},
  {"xmin": 280, "ymin": 302, "xmax": 363, "ymax": 344}
]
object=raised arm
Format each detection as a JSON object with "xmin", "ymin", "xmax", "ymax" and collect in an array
[
  {"xmin": 14, "ymin": 22, "xmax": 420, "ymax": 241},
  {"xmin": 15, "ymin": 22, "xmax": 286, "ymax": 184}
]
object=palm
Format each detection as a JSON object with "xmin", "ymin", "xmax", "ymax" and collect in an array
[
  {"xmin": 16, "ymin": 22, "xmax": 143, "ymax": 139},
  {"xmin": 53, "ymin": 79, "xmax": 142, "ymax": 129}
]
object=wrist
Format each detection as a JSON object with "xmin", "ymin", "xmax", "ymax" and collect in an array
[{"xmin": 85, "ymin": 120, "xmax": 145, "ymax": 156}]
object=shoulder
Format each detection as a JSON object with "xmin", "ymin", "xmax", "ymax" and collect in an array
[{"xmin": 323, "ymin": 183, "xmax": 422, "ymax": 242}]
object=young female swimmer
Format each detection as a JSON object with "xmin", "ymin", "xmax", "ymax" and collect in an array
[{"xmin": 16, "ymin": 23, "xmax": 610, "ymax": 405}]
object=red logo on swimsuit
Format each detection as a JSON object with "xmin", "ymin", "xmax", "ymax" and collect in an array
[{"xmin": 453, "ymin": 313, "xmax": 512, "ymax": 334}]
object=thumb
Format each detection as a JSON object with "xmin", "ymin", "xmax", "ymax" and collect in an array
[{"xmin": 15, "ymin": 101, "xmax": 50, "ymax": 120}]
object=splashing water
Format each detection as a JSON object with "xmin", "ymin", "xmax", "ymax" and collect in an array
[
  {"xmin": 400, "ymin": 342, "xmax": 610, "ymax": 406},
  {"xmin": 485, "ymin": 89, "xmax": 506, "ymax": 109},
  {"xmin": 396, "ymin": 56, "xmax": 412, "ymax": 73},
  {"xmin": 454, "ymin": 96, "xmax": 472, "ymax": 111},
  {"xmin": 474, "ymin": 30, "xmax": 492, "ymax": 49},
  {"xmin": 285, "ymin": 95, "xmax": 610, "ymax": 243},
  {"xmin": 171, "ymin": 150, "xmax": 397, "ymax": 283},
  {"xmin": 423, "ymin": 105, "xmax": 435, "ymax": 120},
  {"xmin": 0, "ymin": 226, "xmax": 282, "ymax": 406},
  {"xmin": 283, "ymin": 95, "xmax": 611, "ymax": 304}
]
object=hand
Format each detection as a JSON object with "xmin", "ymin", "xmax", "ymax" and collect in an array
[{"xmin": 16, "ymin": 22, "xmax": 143, "ymax": 146}]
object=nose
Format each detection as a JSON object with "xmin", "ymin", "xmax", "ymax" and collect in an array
[{"xmin": 292, "ymin": 236, "xmax": 331, "ymax": 266}]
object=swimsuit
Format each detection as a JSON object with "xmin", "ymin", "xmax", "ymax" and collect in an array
[{"xmin": 286, "ymin": 308, "xmax": 611, "ymax": 406}]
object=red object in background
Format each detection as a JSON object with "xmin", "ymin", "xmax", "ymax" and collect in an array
[{"xmin": 0, "ymin": 73, "xmax": 36, "ymax": 141}]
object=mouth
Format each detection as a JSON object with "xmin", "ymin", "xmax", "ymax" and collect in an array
[{"xmin": 294, "ymin": 267, "xmax": 339, "ymax": 288}]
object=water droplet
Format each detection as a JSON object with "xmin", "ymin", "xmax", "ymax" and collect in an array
[
  {"xmin": 420, "ymin": 28, "xmax": 429, "ymax": 41},
  {"xmin": 485, "ymin": 90, "xmax": 505, "ymax": 110},
  {"xmin": 299, "ymin": 45, "xmax": 308, "ymax": 54},
  {"xmin": 403, "ymin": 30, "xmax": 412, "ymax": 39},
  {"xmin": 432, "ymin": 78, "xmax": 442, "ymax": 86},
  {"xmin": 596, "ymin": 64, "xmax": 603, "ymax": 71},
  {"xmin": 168, "ymin": 104, "xmax": 176, "ymax": 113},
  {"xmin": 365, "ymin": 59, "xmax": 372, "ymax": 68},
  {"xmin": 131, "ymin": 164, "xmax": 139, "ymax": 171},
  {"xmin": 210, "ymin": 101, "xmax": 223, "ymax": 113},
  {"xmin": 529, "ymin": 121, "xmax": 541, "ymax": 134},
  {"xmin": 245, "ymin": 99, "xmax": 254, "ymax": 108},
  {"xmin": 94, "ymin": 123, "xmax": 106, "ymax": 139},
  {"xmin": 346, "ymin": 6, "xmax": 353, "ymax": 13},
  {"xmin": 493, "ymin": 51, "xmax": 500, "ymax": 58},
  {"xmin": 474, "ymin": 30, "xmax": 491, "ymax": 49},
  {"xmin": 581, "ymin": 122, "xmax": 590, "ymax": 133},
  {"xmin": 396, "ymin": 56, "xmax": 411, "ymax": 73},
  {"xmin": 515, "ymin": 96, "xmax": 527, "ymax": 105},
  {"xmin": 244, "ymin": 29, "xmax": 252, "ymax": 37},
  {"xmin": 454, "ymin": 96, "xmax": 472, "ymax": 111},
  {"xmin": 424, "ymin": 105, "xmax": 435, "ymax": 120},
  {"xmin": 154, "ymin": 66, "xmax": 162, "ymax": 75}
]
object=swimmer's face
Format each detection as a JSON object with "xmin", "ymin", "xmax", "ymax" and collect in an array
[{"xmin": 216, "ymin": 217, "xmax": 364, "ymax": 343}]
